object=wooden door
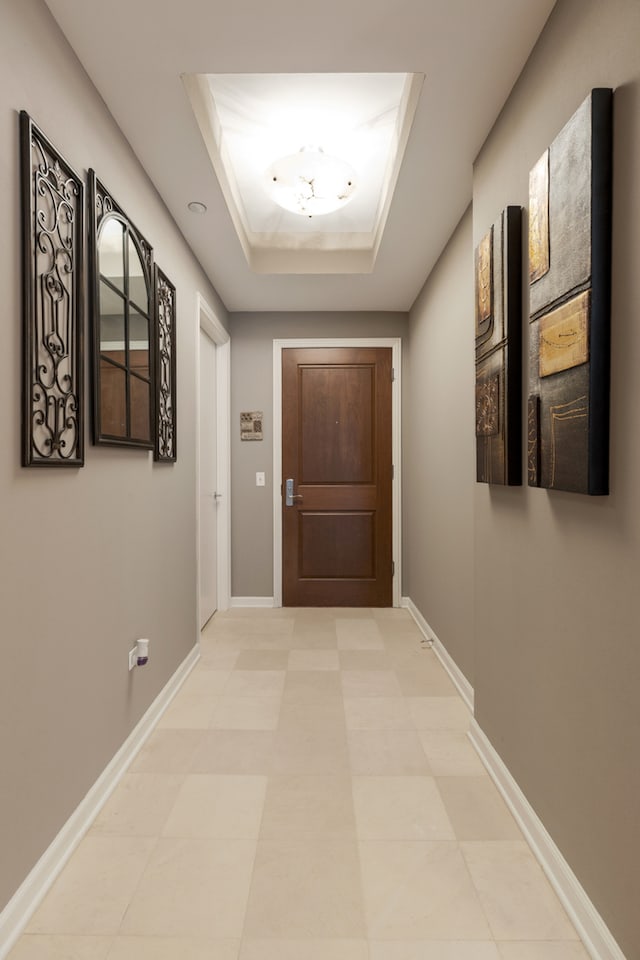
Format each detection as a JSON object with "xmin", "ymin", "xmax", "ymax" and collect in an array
[{"xmin": 282, "ymin": 346, "xmax": 393, "ymax": 606}]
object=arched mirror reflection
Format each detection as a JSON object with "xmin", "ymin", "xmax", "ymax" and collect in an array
[{"xmin": 89, "ymin": 171, "xmax": 154, "ymax": 448}]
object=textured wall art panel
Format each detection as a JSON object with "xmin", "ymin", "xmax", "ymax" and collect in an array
[
  {"xmin": 474, "ymin": 206, "xmax": 522, "ymax": 485},
  {"xmin": 528, "ymin": 88, "xmax": 612, "ymax": 495}
]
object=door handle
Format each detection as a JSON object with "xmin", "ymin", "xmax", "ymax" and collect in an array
[{"xmin": 285, "ymin": 478, "xmax": 303, "ymax": 506}]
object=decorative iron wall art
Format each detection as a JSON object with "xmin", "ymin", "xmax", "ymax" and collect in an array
[
  {"xmin": 20, "ymin": 111, "xmax": 84, "ymax": 466},
  {"xmin": 89, "ymin": 170, "xmax": 155, "ymax": 449},
  {"xmin": 154, "ymin": 266, "xmax": 177, "ymax": 462},
  {"xmin": 528, "ymin": 88, "xmax": 612, "ymax": 495},
  {"xmin": 474, "ymin": 206, "xmax": 522, "ymax": 485}
]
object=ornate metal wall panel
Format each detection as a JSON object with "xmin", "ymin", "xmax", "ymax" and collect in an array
[
  {"xmin": 20, "ymin": 112, "xmax": 84, "ymax": 466},
  {"xmin": 154, "ymin": 266, "xmax": 177, "ymax": 462},
  {"xmin": 474, "ymin": 205, "xmax": 522, "ymax": 485},
  {"xmin": 527, "ymin": 89, "xmax": 612, "ymax": 495}
]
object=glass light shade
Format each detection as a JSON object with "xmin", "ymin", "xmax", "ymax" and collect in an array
[{"xmin": 266, "ymin": 146, "xmax": 357, "ymax": 217}]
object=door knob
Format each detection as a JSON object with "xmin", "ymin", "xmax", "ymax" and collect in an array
[{"xmin": 285, "ymin": 478, "xmax": 303, "ymax": 506}]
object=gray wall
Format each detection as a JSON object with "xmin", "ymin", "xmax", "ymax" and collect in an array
[
  {"xmin": 405, "ymin": 0, "xmax": 639, "ymax": 955},
  {"xmin": 229, "ymin": 312, "xmax": 408, "ymax": 599},
  {"xmin": 403, "ymin": 209, "xmax": 476, "ymax": 685},
  {"xmin": 0, "ymin": 0, "xmax": 228, "ymax": 912},
  {"xmin": 472, "ymin": 1, "xmax": 640, "ymax": 955}
]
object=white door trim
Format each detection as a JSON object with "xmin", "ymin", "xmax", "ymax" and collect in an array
[
  {"xmin": 272, "ymin": 337, "xmax": 402, "ymax": 608},
  {"xmin": 196, "ymin": 293, "xmax": 231, "ymax": 631}
]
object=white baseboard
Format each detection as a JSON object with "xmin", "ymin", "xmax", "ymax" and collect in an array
[
  {"xmin": 230, "ymin": 596, "xmax": 276, "ymax": 608},
  {"xmin": 469, "ymin": 721, "xmax": 627, "ymax": 960},
  {"xmin": 402, "ymin": 597, "xmax": 474, "ymax": 712},
  {"xmin": 0, "ymin": 645, "xmax": 200, "ymax": 960}
]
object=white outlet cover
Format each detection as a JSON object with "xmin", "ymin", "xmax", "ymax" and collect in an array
[{"xmin": 256, "ymin": 472, "xmax": 265, "ymax": 486}]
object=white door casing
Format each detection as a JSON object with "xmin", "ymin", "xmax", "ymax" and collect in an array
[{"xmin": 196, "ymin": 293, "xmax": 230, "ymax": 632}]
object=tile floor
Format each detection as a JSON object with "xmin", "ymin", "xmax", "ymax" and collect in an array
[{"xmin": 9, "ymin": 608, "xmax": 589, "ymax": 960}]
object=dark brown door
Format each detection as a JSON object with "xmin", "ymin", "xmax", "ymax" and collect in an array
[{"xmin": 282, "ymin": 346, "xmax": 393, "ymax": 606}]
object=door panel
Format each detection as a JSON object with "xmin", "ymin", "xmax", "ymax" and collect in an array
[{"xmin": 282, "ymin": 346, "xmax": 392, "ymax": 607}]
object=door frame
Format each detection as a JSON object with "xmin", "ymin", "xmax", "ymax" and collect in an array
[
  {"xmin": 196, "ymin": 293, "xmax": 231, "ymax": 631},
  {"xmin": 272, "ymin": 337, "xmax": 402, "ymax": 608}
]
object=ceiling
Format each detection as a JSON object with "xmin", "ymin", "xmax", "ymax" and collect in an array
[{"xmin": 44, "ymin": 0, "xmax": 556, "ymax": 314}]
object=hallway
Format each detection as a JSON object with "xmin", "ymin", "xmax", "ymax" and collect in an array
[{"xmin": 10, "ymin": 608, "xmax": 586, "ymax": 959}]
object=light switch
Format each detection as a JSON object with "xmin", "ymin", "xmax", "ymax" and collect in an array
[{"xmin": 256, "ymin": 472, "xmax": 265, "ymax": 487}]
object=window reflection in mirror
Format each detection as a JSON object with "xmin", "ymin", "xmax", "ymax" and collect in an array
[{"xmin": 91, "ymin": 172, "xmax": 154, "ymax": 449}]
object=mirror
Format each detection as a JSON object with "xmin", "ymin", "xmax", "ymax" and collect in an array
[{"xmin": 89, "ymin": 171, "xmax": 154, "ymax": 448}]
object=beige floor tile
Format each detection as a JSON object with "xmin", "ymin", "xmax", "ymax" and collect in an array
[
  {"xmin": 283, "ymin": 670, "xmax": 343, "ymax": 702},
  {"xmin": 408, "ymin": 696, "xmax": 472, "ymax": 731},
  {"xmin": 210, "ymin": 696, "xmax": 281, "ymax": 730},
  {"xmin": 129, "ymin": 730, "xmax": 205, "ymax": 774},
  {"xmin": 461, "ymin": 841, "xmax": 579, "ymax": 941},
  {"xmin": 197, "ymin": 649, "xmax": 240, "ymax": 671},
  {"xmin": 395, "ymin": 667, "xmax": 457, "ymax": 697},
  {"xmin": 419, "ymin": 731, "xmax": 486, "ymax": 776},
  {"xmin": 352, "ymin": 775, "xmax": 455, "ymax": 840},
  {"xmin": 290, "ymin": 621, "xmax": 338, "ymax": 647},
  {"xmin": 260, "ymin": 775, "xmax": 356, "ymax": 839},
  {"xmin": 287, "ymin": 648, "xmax": 340, "ymax": 670},
  {"xmin": 336, "ymin": 620, "xmax": 385, "ymax": 650},
  {"xmin": 107, "ymin": 938, "xmax": 239, "ymax": 960},
  {"xmin": 338, "ymin": 650, "xmax": 394, "ymax": 671},
  {"xmin": 278, "ymin": 698, "xmax": 346, "ymax": 733},
  {"xmin": 497, "ymin": 944, "xmax": 590, "ymax": 959},
  {"xmin": 240, "ymin": 940, "xmax": 368, "ymax": 960},
  {"xmin": 436, "ymin": 777, "xmax": 523, "ymax": 840},
  {"xmin": 190, "ymin": 730, "xmax": 275, "ymax": 774},
  {"xmin": 156, "ymin": 694, "xmax": 218, "ymax": 729},
  {"xmin": 359, "ymin": 840, "xmax": 492, "ymax": 940},
  {"xmin": 381, "ymin": 633, "xmax": 425, "ymax": 653},
  {"xmin": 209, "ymin": 618, "xmax": 294, "ymax": 637},
  {"xmin": 348, "ymin": 730, "xmax": 431, "ymax": 775},
  {"xmin": 120, "ymin": 838, "xmax": 256, "ymax": 938},
  {"xmin": 385, "ymin": 649, "xmax": 438, "ymax": 670},
  {"xmin": 273, "ymin": 726, "xmax": 350, "ymax": 774},
  {"xmin": 243, "ymin": 839, "xmax": 366, "ymax": 939},
  {"xmin": 27, "ymin": 837, "xmax": 154, "ymax": 935},
  {"xmin": 162, "ymin": 774, "xmax": 267, "ymax": 838},
  {"xmin": 235, "ymin": 650, "xmax": 290, "ymax": 671},
  {"xmin": 90, "ymin": 773, "xmax": 184, "ymax": 837},
  {"xmin": 344, "ymin": 697, "xmax": 413, "ymax": 731},
  {"xmin": 223, "ymin": 670, "xmax": 286, "ymax": 698},
  {"xmin": 370, "ymin": 607, "xmax": 413, "ymax": 620},
  {"xmin": 340, "ymin": 670, "xmax": 402, "ymax": 698},
  {"xmin": 370, "ymin": 943, "xmax": 501, "ymax": 960},
  {"xmin": 179, "ymin": 669, "xmax": 232, "ymax": 698},
  {"xmin": 7, "ymin": 936, "xmax": 113, "ymax": 960}
]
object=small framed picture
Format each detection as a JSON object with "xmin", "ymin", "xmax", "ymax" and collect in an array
[{"xmin": 241, "ymin": 411, "xmax": 263, "ymax": 441}]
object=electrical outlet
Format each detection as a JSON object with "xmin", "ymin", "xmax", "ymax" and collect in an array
[
  {"xmin": 256, "ymin": 471, "xmax": 265, "ymax": 486},
  {"xmin": 128, "ymin": 647, "xmax": 137, "ymax": 671}
]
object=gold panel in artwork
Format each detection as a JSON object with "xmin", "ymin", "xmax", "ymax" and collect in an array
[
  {"xmin": 539, "ymin": 290, "xmax": 590, "ymax": 378},
  {"xmin": 529, "ymin": 150, "xmax": 550, "ymax": 284},
  {"xmin": 475, "ymin": 227, "xmax": 493, "ymax": 337}
]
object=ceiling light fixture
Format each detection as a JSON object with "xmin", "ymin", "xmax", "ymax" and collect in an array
[
  {"xmin": 266, "ymin": 146, "xmax": 356, "ymax": 218},
  {"xmin": 187, "ymin": 200, "xmax": 207, "ymax": 214}
]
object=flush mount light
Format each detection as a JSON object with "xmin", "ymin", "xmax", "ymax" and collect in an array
[
  {"xmin": 187, "ymin": 200, "xmax": 208, "ymax": 214},
  {"xmin": 266, "ymin": 146, "xmax": 356, "ymax": 218}
]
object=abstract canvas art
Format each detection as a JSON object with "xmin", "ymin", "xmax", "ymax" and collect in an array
[
  {"xmin": 475, "ymin": 205, "xmax": 522, "ymax": 485},
  {"xmin": 528, "ymin": 88, "xmax": 613, "ymax": 495}
]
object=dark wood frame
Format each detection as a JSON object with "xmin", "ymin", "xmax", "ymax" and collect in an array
[
  {"xmin": 527, "ymin": 88, "xmax": 612, "ymax": 495},
  {"xmin": 20, "ymin": 111, "xmax": 84, "ymax": 467},
  {"xmin": 474, "ymin": 205, "xmax": 522, "ymax": 485},
  {"xmin": 88, "ymin": 169, "xmax": 155, "ymax": 449},
  {"xmin": 154, "ymin": 265, "xmax": 177, "ymax": 462}
]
